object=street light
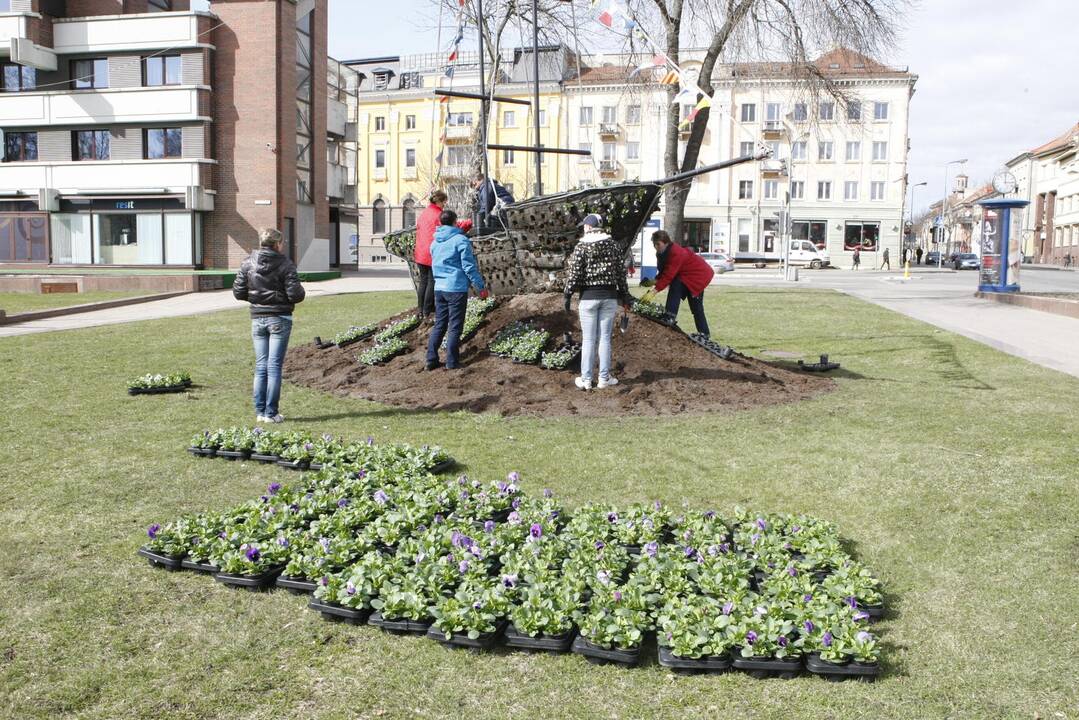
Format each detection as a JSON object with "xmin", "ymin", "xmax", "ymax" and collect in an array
[
  {"xmin": 939, "ymin": 159, "xmax": 967, "ymax": 268},
  {"xmin": 908, "ymin": 180, "xmax": 927, "ymax": 260}
]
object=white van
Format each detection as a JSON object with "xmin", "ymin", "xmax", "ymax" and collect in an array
[{"xmin": 787, "ymin": 240, "xmax": 831, "ymax": 269}]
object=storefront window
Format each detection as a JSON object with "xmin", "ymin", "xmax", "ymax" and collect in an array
[
  {"xmin": 50, "ymin": 204, "xmax": 198, "ymax": 265},
  {"xmin": 0, "ymin": 214, "xmax": 48, "ymax": 262},
  {"xmin": 51, "ymin": 214, "xmax": 92, "ymax": 264},
  {"xmin": 793, "ymin": 220, "xmax": 827, "ymax": 248},
  {"xmin": 164, "ymin": 213, "xmax": 193, "ymax": 264},
  {"xmin": 844, "ymin": 221, "xmax": 880, "ymax": 251}
]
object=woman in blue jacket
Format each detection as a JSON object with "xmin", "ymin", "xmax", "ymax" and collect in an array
[{"xmin": 425, "ymin": 210, "xmax": 489, "ymax": 370}]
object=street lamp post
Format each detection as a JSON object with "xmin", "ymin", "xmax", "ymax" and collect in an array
[
  {"xmin": 939, "ymin": 159, "xmax": 967, "ymax": 268},
  {"xmin": 908, "ymin": 180, "xmax": 927, "ymax": 260}
]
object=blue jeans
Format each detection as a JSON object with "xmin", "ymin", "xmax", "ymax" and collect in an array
[
  {"xmin": 427, "ymin": 291, "xmax": 468, "ymax": 368},
  {"xmin": 579, "ymin": 297, "xmax": 618, "ymax": 383},
  {"xmin": 251, "ymin": 315, "xmax": 292, "ymax": 416},
  {"xmin": 665, "ymin": 276, "xmax": 710, "ymax": 337}
]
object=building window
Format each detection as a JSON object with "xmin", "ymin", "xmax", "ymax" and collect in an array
[
  {"xmin": 601, "ymin": 142, "xmax": 616, "ymax": 161},
  {"xmin": 374, "ymin": 149, "xmax": 386, "ymax": 168},
  {"xmin": 503, "ymin": 110, "xmax": 515, "ymax": 127},
  {"xmin": 626, "ymin": 141, "xmax": 640, "ymax": 160},
  {"xmin": 846, "ymin": 141, "xmax": 861, "ymax": 161},
  {"xmin": 847, "ymin": 100, "xmax": 862, "ymax": 121},
  {"xmin": 792, "ymin": 103, "xmax": 807, "ymax": 122},
  {"xmin": 764, "ymin": 180, "xmax": 778, "ymax": 200},
  {"xmin": 144, "ymin": 128, "xmax": 182, "ymax": 158},
  {"xmin": 871, "ymin": 181, "xmax": 885, "ymax": 200},
  {"xmin": 791, "ymin": 141, "xmax": 807, "ymax": 161},
  {"xmin": 447, "ymin": 112, "xmax": 473, "ymax": 126},
  {"xmin": 143, "ymin": 55, "xmax": 181, "ymax": 86},
  {"xmin": 626, "ymin": 105, "xmax": 641, "ymax": 124},
  {"xmin": 737, "ymin": 217, "xmax": 751, "ymax": 252},
  {"xmin": 819, "ymin": 102, "xmax": 834, "ymax": 121},
  {"xmin": 72, "ymin": 58, "xmax": 108, "ymax": 89},
  {"xmin": 445, "ymin": 146, "xmax": 467, "ymax": 165},
  {"xmin": 3, "ymin": 131, "xmax": 37, "ymax": 162},
  {"xmin": 818, "ymin": 141, "xmax": 834, "ymax": 161},
  {"xmin": 578, "ymin": 141, "xmax": 591, "ymax": 154},
  {"xmin": 402, "ymin": 199, "xmax": 416, "ymax": 228},
  {"xmin": 738, "ymin": 180, "xmax": 753, "ymax": 200},
  {"xmin": 845, "ymin": 221, "xmax": 880, "ymax": 251},
  {"xmin": 148, "ymin": 0, "xmax": 172, "ymax": 10},
  {"xmin": 768, "ymin": 141, "xmax": 781, "ymax": 159},
  {"xmin": 405, "ymin": 147, "xmax": 416, "ymax": 168},
  {"xmin": 872, "ymin": 141, "xmax": 889, "ymax": 161},
  {"xmin": 734, "ymin": 141, "xmax": 752, "ymax": 158},
  {"xmin": 844, "ymin": 181, "xmax": 859, "ymax": 200},
  {"xmin": 602, "ymin": 106, "xmax": 617, "ymax": 124},
  {"xmin": 817, "ymin": 181, "xmax": 832, "ymax": 200},
  {"xmin": 372, "ymin": 199, "xmax": 386, "ymax": 234},
  {"xmin": 765, "ymin": 102, "xmax": 782, "ymax": 123},
  {"xmin": 2, "ymin": 64, "xmax": 36, "ymax": 92},
  {"xmin": 502, "ymin": 148, "xmax": 515, "ymax": 165},
  {"xmin": 405, "ymin": 114, "xmax": 416, "ymax": 130},
  {"xmin": 873, "ymin": 102, "xmax": 889, "ymax": 120},
  {"xmin": 374, "ymin": 116, "xmax": 386, "ymax": 131},
  {"xmin": 740, "ymin": 103, "xmax": 756, "ymax": 122},
  {"xmin": 73, "ymin": 130, "xmax": 110, "ymax": 161},
  {"xmin": 790, "ymin": 180, "xmax": 805, "ymax": 200},
  {"xmin": 793, "ymin": 220, "xmax": 827, "ymax": 246},
  {"xmin": 579, "ymin": 106, "xmax": 593, "ymax": 125}
]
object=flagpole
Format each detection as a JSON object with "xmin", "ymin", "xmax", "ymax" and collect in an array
[{"xmin": 475, "ymin": 0, "xmax": 489, "ymax": 230}]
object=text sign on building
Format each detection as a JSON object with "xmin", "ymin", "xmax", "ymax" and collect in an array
[{"xmin": 116, "ymin": 201, "xmax": 135, "ymax": 210}]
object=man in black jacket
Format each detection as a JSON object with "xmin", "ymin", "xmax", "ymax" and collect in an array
[
  {"xmin": 233, "ymin": 228, "xmax": 306, "ymax": 423},
  {"xmin": 472, "ymin": 174, "xmax": 515, "ymax": 235}
]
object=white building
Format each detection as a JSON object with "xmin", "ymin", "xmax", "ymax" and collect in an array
[{"xmin": 1008, "ymin": 122, "xmax": 1079, "ymax": 264}]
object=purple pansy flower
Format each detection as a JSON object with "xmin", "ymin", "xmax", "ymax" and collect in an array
[
  {"xmin": 511, "ymin": 497, "xmax": 522, "ymax": 510},
  {"xmin": 750, "ymin": 533, "xmax": 760, "ymax": 545},
  {"xmin": 346, "ymin": 582, "xmax": 356, "ymax": 596},
  {"xmin": 502, "ymin": 574, "xmax": 517, "ymax": 588},
  {"xmin": 277, "ymin": 537, "xmax": 289, "ymax": 548},
  {"xmin": 854, "ymin": 611, "xmax": 871, "ymax": 622},
  {"xmin": 594, "ymin": 541, "xmax": 605, "ymax": 550},
  {"xmin": 507, "ymin": 471, "xmax": 520, "ymax": 483},
  {"xmin": 822, "ymin": 631, "xmax": 833, "ymax": 647},
  {"xmin": 644, "ymin": 541, "xmax": 658, "ymax": 558},
  {"xmin": 803, "ymin": 593, "xmax": 814, "ymax": 603},
  {"xmin": 653, "ymin": 500, "xmax": 662, "ymax": 510},
  {"xmin": 543, "ymin": 488, "xmax": 553, "ymax": 498},
  {"xmin": 597, "ymin": 569, "xmax": 611, "ymax": 585},
  {"xmin": 507, "ymin": 511, "xmax": 521, "ymax": 524},
  {"xmin": 303, "ymin": 442, "xmax": 313, "ymax": 452},
  {"xmin": 787, "ymin": 566, "xmax": 798, "ymax": 577},
  {"xmin": 719, "ymin": 543, "xmax": 731, "ymax": 553},
  {"xmin": 803, "ymin": 620, "xmax": 815, "ymax": 633},
  {"xmin": 529, "ymin": 523, "xmax": 543, "ymax": 539},
  {"xmin": 245, "ymin": 546, "xmax": 261, "ymax": 562},
  {"xmin": 496, "ymin": 481, "xmax": 508, "ymax": 493},
  {"xmin": 847, "ymin": 596, "xmax": 858, "ymax": 608},
  {"xmin": 457, "ymin": 476, "xmax": 468, "ymax": 486},
  {"xmin": 147, "ymin": 523, "xmax": 161, "ymax": 540},
  {"xmin": 703, "ymin": 510, "xmax": 716, "ymax": 519},
  {"xmin": 459, "ymin": 490, "xmax": 470, "ymax": 501},
  {"xmin": 755, "ymin": 517, "xmax": 767, "ymax": 531},
  {"xmin": 683, "ymin": 546, "xmax": 696, "ymax": 558},
  {"xmin": 778, "ymin": 635, "xmax": 789, "ymax": 647},
  {"xmin": 319, "ymin": 537, "xmax": 331, "ymax": 552},
  {"xmin": 607, "ymin": 512, "xmax": 618, "ymax": 523},
  {"xmin": 373, "ymin": 489, "xmax": 388, "ymax": 505},
  {"xmin": 707, "ymin": 545, "xmax": 719, "ymax": 556},
  {"xmin": 320, "ymin": 576, "xmax": 329, "ymax": 587},
  {"xmin": 722, "ymin": 601, "xmax": 734, "ymax": 615},
  {"xmin": 366, "ymin": 436, "xmax": 374, "ymax": 446},
  {"xmin": 458, "ymin": 560, "xmax": 469, "ymax": 573},
  {"xmin": 268, "ymin": 482, "xmax": 281, "ymax": 495},
  {"xmin": 755, "ymin": 606, "xmax": 767, "ymax": 616},
  {"xmin": 337, "ymin": 498, "xmax": 349, "ymax": 508},
  {"xmin": 483, "ymin": 520, "xmax": 495, "ymax": 533},
  {"xmin": 613, "ymin": 591, "xmax": 622, "ymax": 602},
  {"xmin": 856, "ymin": 631, "xmax": 872, "ymax": 643},
  {"xmin": 472, "ymin": 601, "xmax": 483, "ymax": 610},
  {"xmin": 746, "ymin": 631, "xmax": 758, "ymax": 645},
  {"xmin": 433, "ymin": 514, "xmax": 444, "ymax": 524}
]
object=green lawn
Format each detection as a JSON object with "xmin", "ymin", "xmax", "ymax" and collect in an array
[
  {"xmin": 0, "ymin": 290, "xmax": 150, "ymax": 315},
  {"xmin": 0, "ymin": 289, "xmax": 1075, "ymax": 720}
]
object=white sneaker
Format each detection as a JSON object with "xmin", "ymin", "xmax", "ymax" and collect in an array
[
  {"xmin": 597, "ymin": 376, "xmax": 619, "ymax": 389},
  {"xmin": 267, "ymin": 414, "xmax": 285, "ymax": 424},
  {"xmin": 574, "ymin": 376, "xmax": 592, "ymax": 391},
  {"xmin": 256, "ymin": 415, "xmax": 270, "ymax": 423}
]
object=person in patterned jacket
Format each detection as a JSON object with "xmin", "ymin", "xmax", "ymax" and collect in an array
[{"xmin": 563, "ymin": 214, "xmax": 633, "ymax": 391}]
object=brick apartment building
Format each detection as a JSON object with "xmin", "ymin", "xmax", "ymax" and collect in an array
[{"xmin": 0, "ymin": 0, "xmax": 347, "ymax": 271}]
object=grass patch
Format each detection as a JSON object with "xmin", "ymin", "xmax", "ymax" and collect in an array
[
  {"xmin": 0, "ymin": 290, "xmax": 150, "ymax": 315},
  {"xmin": 0, "ymin": 288, "xmax": 1075, "ymax": 719}
]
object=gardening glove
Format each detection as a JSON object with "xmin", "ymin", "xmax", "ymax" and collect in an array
[
  {"xmin": 563, "ymin": 293, "xmax": 572, "ymax": 313},
  {"xmin": 640, "ymin": 289, "xmax": 657, "ymax": 304},
  {"xmin": 479, "ymin": 288, "xmax": 490, "ymax": 300}
]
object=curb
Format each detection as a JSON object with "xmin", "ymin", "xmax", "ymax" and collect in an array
[
  {"xmin": 0, "ymin": 291, "xmax": 192, "ymax": 326},
  {"xmin": 974, "ymin": 291, "xmax": 1079, "ymax": 320}
]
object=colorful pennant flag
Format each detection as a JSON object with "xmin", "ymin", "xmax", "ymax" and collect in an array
[
  {"xmin": 448, "ymin": 49, "xmax": 458, "ymax": 62},
  {"xmin": 659, "ymin": 70, "xmax": 680, "ymax": 85},
  {"xmin": 598, "ymin": 10, "xmax": 613, "ymax": 26}
]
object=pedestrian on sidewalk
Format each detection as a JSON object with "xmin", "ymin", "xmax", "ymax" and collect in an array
[
  {"xmin": 414, "ymin": 190, "xmax": 472, "ymax": 320},
  {"xmin": 880, "ymin": 247, "xmax": 891, "ymax": 270},
  {"xmin": 852, "ymin": 246, "xmax": 861, "ymax": 270},
  {"xmin": 425, "ymin": 210, "xmax": 488, "ymax": 371},
  {"xmin": 916, "ymin": 246, "xmax": 924, "ymax": 265},
  {"xmin": 233, "ymin": 228, "xmax": 306, "ymax": 424},
  {"xmin": 563, "ymin": 213, "xmax": 633, "ymax": 391},
  {"xmin": 644, "ymin": 230, "xmax": 714, "ymax": 337}
]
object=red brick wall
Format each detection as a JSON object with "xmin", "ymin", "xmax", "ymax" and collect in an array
[{"xmin": 65, "ymin": 0, "xmax": 124, "ymax": 15}]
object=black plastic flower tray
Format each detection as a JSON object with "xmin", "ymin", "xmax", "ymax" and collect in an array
[
  {"xmin": 540, "ymin": 344, "xmax": 581, "ymax": 371},
  {"xmin": 137, "ymin": 547, "xmax": 184, "ymax": 571},
  {"xmin": 805, "ymin": 653, "xmax": 879, "ymax": 682},
  {"xmin": 180, "ymin": 558, "xmax": 219, "ymax": 574},
  {"xmin": 369, "ymin": 611, "xmax": 432, "ymax": 636},
  {"xmin": 426, "ymin": 621, "xmax": 507, "ymax": 651},
  {"xmin": 128, "ymin": 384, "xmax": 188, "ymax": 395},
  {"xmin": 633, "ymin": 309, "xmax": 678, "ymax": 328},
  {"xmin": 250, "ymin": 453, "xmax": 279, "ymax": 463},
  {"xmin": 428, "ymin": 459, "xmax": 457, "ymax": 475},
  {"xmin": 797, "ymin": 354, "xmax": 841, "ymax": 372},
  {"xmin": 187, "ymin": 446, "xmax": 216, "ymax": 457},
  {"xmin": 216, "ymin": 449, "xmax": 251, "ymax": 461},
  {"xmin": 213, "ymin": 566, "xmax": 284, "ymax": 592},
  {"xmin": 571, "ymin": 636, "xmax": 641, "ymax": 667},
  {"xmin": 276, "ymin": 575, "xmax": 317, "ymax": 594},
  {"xmin": 731, "ymin": 650, "xmax": 802, "ymax": 679},
  {"xmin": 309, "ymin": 598, "xmax": 372, "ymax": 625},
  {"xmin": 688, "ymin": 333, "xmax": 735, "ymax": 361},
  {"xmin": 860, "ymin": 603, "xmax": 885, "ymax": 621},
  {"xmin": 308, "ymin": 462, "xmax": 324, "ymax": 471},
  {"xmin": 276, "ymin": 459, "xmax": 310, "ymax": 471},
  {"xmin": 503, "ymin": 623, "xmax": 575, "ymax": 653},
  {"xmin": 657, "ymin": 646, "xmax": 732, "ymax": 673}
]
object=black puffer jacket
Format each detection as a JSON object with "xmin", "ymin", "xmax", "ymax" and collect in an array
[{"xmin": 233, "ymin": 249, "xmax": 306, "ymax": 317}]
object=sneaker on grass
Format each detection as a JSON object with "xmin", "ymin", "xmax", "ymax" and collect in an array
[
  {"xmin": 267, "ymin": 414, "xmax": 285, "ymax": 423},
  {"xmin": 574, "ymin": 376, "xmax": 591, "ymax": 391},
  {"xmin": 597, "ymin": 376, "xmax": 619, "ymax": 389},
  {"xmin": 256, "ymin": 415, "xmax": 271, "ymax": 423}
]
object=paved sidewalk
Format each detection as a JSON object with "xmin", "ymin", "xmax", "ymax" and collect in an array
[{"xmin": 0, "ymin": 270, "xmax": 414, "ymax": 338}]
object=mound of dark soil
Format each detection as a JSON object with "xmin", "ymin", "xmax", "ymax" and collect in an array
[{"xmin": 285, "ymin": 293, "xmax": 834, "ymax": 417}]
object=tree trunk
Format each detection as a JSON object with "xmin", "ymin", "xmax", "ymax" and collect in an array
[{"xmin": 660, "ymin": 13, "xmax": 684, "ymax": 244}]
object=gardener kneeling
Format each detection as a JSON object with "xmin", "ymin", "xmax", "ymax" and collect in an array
[
  {"xmin": 425, "ymin": 210, "xmax": 488, "ymax": 371},
  {"xmin": 563, "ymin": 213, "xmax": 633, "ymax": 390},
  {"xmin": 643, "ymin": 230, "xmax": 714, "ymax": 337}
]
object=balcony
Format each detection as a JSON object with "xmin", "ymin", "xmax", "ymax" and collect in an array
[
  {"xmin": 327, "ymin": 97, "xmax": 348, "ymax": 138},
  {"xmin": 53, "ymin": 12, "xmax": 210, "ymax": 54},
  {"xmin": 598, "ymin": 160, "xmax": 621, "ymax": 179},
  {"xmin": 444, "ymin": 125, "xmax": 473, "ymax": 143},
  {"xmin": 761, "ymin": 159, "xmax": 788, "ymax": 178},
  {"xmin": 0, "ymin": 158, "xmax": 215, "ymax": 195},
  {"xmin": 327, "ymin": 161, "xmax": 347, "ymax": 199},
  {"xmin": 0, "ymin": 14, "xmax": 31, "ymax": 56},
  {"xmin": 441, "ymin": 164, "xmax": 470, "ymax": 178},
  {"xmin": 762, "ymin": 120, "xmax": 786, "ymax": 138},
  {"xmin": 598, "ymin": 123, "xmax": 621, "ymax": 139},
  {"xmin": 0, "ymin": 86, "xmax": 209, "ymax": 128}
]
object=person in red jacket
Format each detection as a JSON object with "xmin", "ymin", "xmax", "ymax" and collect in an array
[
  {"xmin": 414, "ymin": 190, "xmax": 471, "ymax": 318},
  {"xmin": 646, "ymin": 230, "xmax": 715, "ymax": 337}
]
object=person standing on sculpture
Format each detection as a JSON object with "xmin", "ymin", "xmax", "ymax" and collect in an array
[
  {"xmin": 563, "ymin": 214, "xmax": 632, "ymax": 390},
  {"xmin": 232, "ymin": 228, "xmax": 306, "ymax": 424}
]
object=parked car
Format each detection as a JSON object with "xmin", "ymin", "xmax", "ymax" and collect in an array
[
  {"xmin": 924, "ymin": 251, "xmax": 943, "ymax": 266},
  {"xmin": 953, "ymin": 253, "xmax": 980, "ymax": 270},
  {"xmin": 787, "ymin": 240, "xmax": 831, "ymax": 269},
  {"xmin": 700, "ymin": 252, "xmax": 735, "ymax": 273}
]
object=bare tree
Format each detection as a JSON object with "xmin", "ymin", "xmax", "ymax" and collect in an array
[{"xmin": 620, "ymin": 0, "xmax": 909, "ymax": 244}]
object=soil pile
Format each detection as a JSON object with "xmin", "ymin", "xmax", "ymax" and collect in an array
[{"xmin": 285, "ymin": 293, "xmax": 834, "ymax": 417}]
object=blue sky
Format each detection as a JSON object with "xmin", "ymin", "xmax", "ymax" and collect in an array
[{"xmin": 328, "ymin": 0, "xmax": 1079, "ymax": 212}]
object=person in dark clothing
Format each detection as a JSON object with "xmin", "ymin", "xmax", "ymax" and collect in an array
[
  {"xmin": 643, "ymin": 231, "xmax": 714, "ymax": 337},
  {"xmin": 916, "ymin": 246, "xmax": 924, "ymax": 265},
  {"xmin": 414, "ymin": 190, "xmax": 472, "ymax": 319},
  {"xmin": 232, "ymin": 228, "xmax": 306, "ymax": 423},
  {"xmin": 426, "ymin": 210, "xmax": 488, "ymax": 370},
  {"xmin": 472, "ymin": 174, "xmax": 515, "ymax": 234},
  {"xmin": 852, "ymin": 246, "xmax": 861, "ymax": 270},
  {"xmin": 880, "ymin": 247, "xmax": 891, "ymax": 270}
]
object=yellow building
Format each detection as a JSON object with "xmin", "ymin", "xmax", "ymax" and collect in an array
[{"xmin": 345, "ymin": 47, "xmax": 572, "ymax": 265}]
